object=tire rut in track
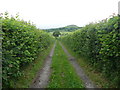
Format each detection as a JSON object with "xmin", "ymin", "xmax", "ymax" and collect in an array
[
  {"xmin": 30, "ymin": 42, "xmax": 56, "ymax": 88},
  {"xmin": 59, "ymin": 42, "xmax": 97, "ymax": 88}
]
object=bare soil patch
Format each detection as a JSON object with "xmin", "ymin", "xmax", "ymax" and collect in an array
[
  {"xmin": 60, "ymin": 42, "xmax": 97, "ymax": 88},
  {"xmin": 30, "ymin": 42, "xmax": 56, "ymax": 88}
]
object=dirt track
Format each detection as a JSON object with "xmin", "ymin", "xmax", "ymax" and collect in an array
[
  {"xmin": 59, "ymin": 42, "xmax": 97, "ymax": 88},
  {"xmin": 30, "ymin": 42, "xmax": 56, "ymax": 88},
  {"xmin": 30, "ymin": 41, "xmax": 96, "ymax": 88}
]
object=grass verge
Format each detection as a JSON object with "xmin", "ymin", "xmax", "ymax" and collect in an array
[
  {"xmin": 11, "ymin": 44, "xmax": 54, "ymax": 88},
  {"xmin": 62, "ymin": 42, "xmax": 114, "ymax": 88},
  {"xmin": 47, "ymin": 41, "xmax": 84, "ymax": 88}
]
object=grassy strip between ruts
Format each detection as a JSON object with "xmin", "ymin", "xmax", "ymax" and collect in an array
[
  {"xmin": 62, "ymin": 42, "xmax": 114, "ymax": 88},
  {"xmin": 47, "ymin": 41, "xmax": 84, "ymax": 88},
  {"xmin": 10, "ymin": 43, "xmax": 54, "ymax": 88}
]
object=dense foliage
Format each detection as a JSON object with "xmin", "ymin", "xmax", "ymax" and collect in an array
[
  {"xmin": 44, "ymin": 25, "xmax": 82, "ymax": 32},
  {"xmin": 53, "ymin": 31, "xmax": 61, "ymax": 38},
  {"xmin": 0, "ymin": 14, "xmax": 2, "ymax": 90},
  {"xmin": 2, "ymin": 13, "xmax": 53, "ymax": 87},
  {"xmin": 61, "ymin": 15, "xmax": 120, "ymax": 87}
]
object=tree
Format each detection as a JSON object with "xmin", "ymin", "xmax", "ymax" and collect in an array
[{"xmin": 53, "ymin": 31, "xmax": 61, "ymax": 38}]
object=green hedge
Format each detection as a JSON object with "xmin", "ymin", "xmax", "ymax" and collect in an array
[
  {"xmin": 61, "ymin": 15, "xmax": 120, "ymax": 87},
  {"xmin": 2, "ymin": 13, "xmax": 53, "ymax": 87}
]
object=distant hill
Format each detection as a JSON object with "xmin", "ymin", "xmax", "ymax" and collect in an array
[{"xmin": 43, "ymin": 25, "xmax": 82, "ymax": 32}]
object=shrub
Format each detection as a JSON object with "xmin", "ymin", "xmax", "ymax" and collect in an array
[
  {"xmin": 2, "ymin": 13, "xmax": 53, "ymax": 87},
  {"xmin": 61, "ymin": 15, "xmax": 120, "ymax": 87}
]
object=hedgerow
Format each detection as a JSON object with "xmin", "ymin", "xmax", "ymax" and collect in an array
[
  {"xmin": 61, "ymin": 15, "xmax": 120, "ymax": 87},
  {"xmin": 1, "ymin": 12, "xmax": 53, "ymax": 87}
]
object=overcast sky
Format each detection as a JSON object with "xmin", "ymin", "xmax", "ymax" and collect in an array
[{"xmin": 0, "ymin": 0, "xmax": 119, "ymax": 29}]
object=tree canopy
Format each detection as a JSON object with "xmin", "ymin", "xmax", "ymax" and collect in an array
[{"xmin": 53, "ymin": 31, "xmax": 61, "ymax": 38}]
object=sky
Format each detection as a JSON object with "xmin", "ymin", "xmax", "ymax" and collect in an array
[{"xmin": 0, "ymin": 0, "xmax": 119, "ymax": 29}]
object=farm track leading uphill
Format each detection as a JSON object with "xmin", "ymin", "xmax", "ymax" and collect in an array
[
  {"xmin": 48, "ymin": 41, "xmax": 84, "ymax": 88},
  {"xmin": 30, "ymin": 42, "xmax": 56, "ymax": 88},
  {"xmin": 59, "ymin": 42, "xmax": 97, "ymax": 88},
  {"xmin": 30, "ymin": 41, "xmax": 96, "ymax": 88}
]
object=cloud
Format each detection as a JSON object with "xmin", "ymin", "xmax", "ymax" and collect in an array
[{"xmin": 0, "ymin": 0, "xmax": 119, "ymax": 29}]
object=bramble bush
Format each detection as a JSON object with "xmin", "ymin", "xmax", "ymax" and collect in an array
[
  {"xmin": 1, "ymin": 12, "xmax": 53, "ymax": 87},
  {"xmin": 61, "ymin": 15, "xmax": 120, "ymax": 87}
]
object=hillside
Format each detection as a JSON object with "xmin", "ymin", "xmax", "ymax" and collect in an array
[{"xmin": 44, "ymin": 25, "xmax": 82, "ymax": 32}]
